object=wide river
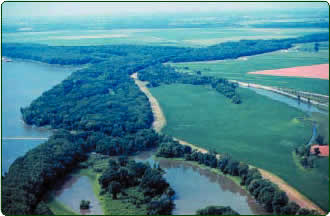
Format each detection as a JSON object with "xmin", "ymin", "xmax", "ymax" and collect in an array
[{"xmin": 2, "ymin": 60, "xmax": 77, "ymax": 174}]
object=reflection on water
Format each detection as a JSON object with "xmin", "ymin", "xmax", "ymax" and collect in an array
[
  {"xmin": 53, "ymin": 175, "xmax": 103, "ymax": 215},
  {"xmin": 2, "ymin": 60, "xmax": 76, "ymax": 174},
  {"xmin": 132, "ymin": 150, "xmax": 267, "ymax": 215}
]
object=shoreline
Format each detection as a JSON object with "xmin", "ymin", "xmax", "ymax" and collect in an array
[
  {"xmin": 232, "ymin": 80, "xmax": 328, "ymax": 108},
  {"xmin": 131, "ymin": 72, "xmax": 325, "ymax": 214}
]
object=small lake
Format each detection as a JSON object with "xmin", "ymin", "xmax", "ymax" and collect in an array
[
  {"xmin": 132, "ymin": 150, "xmax": 267, "ymax": 215},
  {"xmin": 52, "ymin": 175, "xmax": 103, "ymax": 215},
  {"xmin": 2, "ymin": 60, "xmax": 77, "ymax": 174}
]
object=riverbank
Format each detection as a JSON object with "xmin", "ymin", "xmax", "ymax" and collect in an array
[
  {"xmin": 131, "ymin": 73, "xmax": 325, "ymax": 214},
  {"xmin": 232, "ymin": 80, "xmax": 328, "ymax": 108}
]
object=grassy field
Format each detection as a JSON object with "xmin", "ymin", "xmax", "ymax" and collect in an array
[
  {"xmin": 3, "ymin": 28, "xmax": 327, "ymax": 47},
  {"xmin": 46, "ymin": 198, "xmax": 77, "ymax": 215},
  {"xmin": 172, "ymin": 42, "xmax": 329, "ymax": 94},
  {"xmin": 150, "ymin": 84, "xmax": 329, "ymax": 211}
]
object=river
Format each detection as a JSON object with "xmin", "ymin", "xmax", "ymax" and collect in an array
[{"xmin": 2, "ymin": 60, "xmax": 77, "ymax": 174}]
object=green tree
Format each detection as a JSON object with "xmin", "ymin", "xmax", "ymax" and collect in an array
[
  {"xmin": 108, "ymin": 181, "xmax": 121, "ymax": 199},
  {"xmin": 80, "ymin": 200, "xmax": 90, "ymax": 209},
  {"xmin": 196, "ymin": 206, "xmax": 240, "ymax": 215}
]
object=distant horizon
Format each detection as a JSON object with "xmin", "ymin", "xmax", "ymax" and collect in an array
[{"xmin": 2, "ymin": 1, "xmax": 329, "ymax": 19}]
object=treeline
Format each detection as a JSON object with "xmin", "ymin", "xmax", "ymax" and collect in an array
[
  {"xmin": 139, "ymin": 64, "xmax": 241, "ymax": 104},
  {"xmin": 99, "ymin": 157, "xmax": 175, "ymax": 215},
  {"xmin": 169, "ymin": 32, "xmax": 329, "ymax": 62},
  {"xmin": 3, "ymin": 33, "xmax": 328, "ymax": 66},
  {"xmin": 2, "ymin": 43, "xmax": 186, "ymax": 65},
  {"xmin": 156, "ymin": 141, "xmax": 320, "ymax": 215},
  {"xmin": 196, "ymin": 206, "xmax": 239, "ymax": 215},
  {"xmin": 2, "ymin": 130, "xmax": 91, "ymax": 215}
]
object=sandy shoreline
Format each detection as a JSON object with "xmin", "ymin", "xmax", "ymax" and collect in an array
[{"xmin": 131, "ymin": 72, "xmax": 325, "ymax": 214}]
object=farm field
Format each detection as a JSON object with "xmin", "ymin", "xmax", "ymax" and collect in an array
[
  {"xmin": 172, "ymin": 42, "xmax": 329, "ymax": 94},
  {"xmin": 150, "ymin": 84, "xmax": 329, "ymax": 211},
  {"xmin": 248, "ymin": 64, "xmax": 329, "ymax": 80},
  {"xmin": 3, "ymin": 27, "xmax": 327, "ymax": 47}
]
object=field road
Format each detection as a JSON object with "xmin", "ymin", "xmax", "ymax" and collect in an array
[{"xmin": 131, "ymin": 72, "xmax": 326, "ymax": 214}]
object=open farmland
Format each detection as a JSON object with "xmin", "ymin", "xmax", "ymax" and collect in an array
[
  {"xmin": 3, "ymin": 27, "xmax": 328, "ymax": 47},
  {"xmin": 248, "ymin": 64, "xmax": 329, "ymax": 80},
  {"xmin": 150, "ymin": 84, "xmax": 329, "ymax": 211},
  {"xmin": 172, "ymin": 42, "xmax": 329, "ymax": 94}
]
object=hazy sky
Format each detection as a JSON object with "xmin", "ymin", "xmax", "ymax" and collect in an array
[{"xmin": 3, "ymin": 2, "xmax": 328, "ymax": 18}]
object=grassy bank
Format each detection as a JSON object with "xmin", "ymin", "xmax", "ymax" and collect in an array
[
  {"xmin": 150, "ymin": 84, "xmax": 329, "ymax": 211},
  {"xmin": 46, "ymin": 198, "xmax": 77, "ymax": 215}
]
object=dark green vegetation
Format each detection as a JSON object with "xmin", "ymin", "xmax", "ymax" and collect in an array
[
  {"xmin": 196, "ymin": 206, "xmax": 240, "ymax": 215},
  {"xmin": 2, "ymin": 33, "xmax": 329, "ymax": 214},
  {"xmin": 157, "ymin": 141, "xmax": 320, "ymax": 215},
  {"xmin": 2, "ymin": 130, "xmax": 88, "ymax": 215},
  {"xmin": 151, "ymin": 84, "xmax": 329, "ymax": 211},
  {"xmin": 99, "ymin": 158, "xmax": 175, "ymax": 215},
  {"xmin": 3, "ymin": 32, "xmax": 328, "ymax": 65},
  {"xmin": 79, "ymin": 200, "xmax": 90, "ymax": 210},
  {"xmin": 172, "ymin": 41, "xmax": 329, "ymax": 95}
]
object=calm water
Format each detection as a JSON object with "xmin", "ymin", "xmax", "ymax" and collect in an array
[
  {"xmin": 2, "ymin": 60, "xmax": 76, "ymax": 174},
  {"xmin": 132, "ymin": 150, "xmax": 267, "ymax": 215},
  {"xmin": 52, "ymin": 175, "xmax": 103, "ymax": 215},
  {"xmin": 53, "ymin": 150, "xmax": 267, "ymax": 215}
]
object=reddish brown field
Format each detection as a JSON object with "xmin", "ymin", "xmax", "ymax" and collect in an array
[
  {"xmin": 310, "ymin": 145, "xmax": 329, "ymax": 157},
  {"xmin": 248, "ymin": 64, "xmax": 329, "ymax": 80}
]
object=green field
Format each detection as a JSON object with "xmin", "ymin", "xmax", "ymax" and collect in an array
[
  {"xmin": 150, "ymin": 84, "xmax": 329, "ymax": 211},
  {"xmin": 3, "ymin": 27, "xmax": 327, "ymax": 47},
  {"xmin": 172, "ymin": 42, "xmax": 329, "ymax": 94}
]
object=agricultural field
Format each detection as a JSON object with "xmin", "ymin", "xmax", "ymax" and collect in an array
[
  {"xmin": 171, "ymin": 42, "xmax": 329, "ymax": 94},
  {"xmin": 3, "ymin": 27, "xmax": 327, "ymax": 47},
  {"xmin": 150, "ymin": 84, "xmax": 329, "ymax": 211}
]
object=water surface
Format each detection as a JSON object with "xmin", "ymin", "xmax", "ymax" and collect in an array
[
  {"xmin": 2, "ymin": 60, "xmax": 76, "ymax": 174},
  {"xmin": 132, "ymin": 150, "xmax": 267, "ymax": 215},
  {"xmin": 246, "ymin": 86, "xmax": 327, "ymax": 115},
  {"xmin": 52, "ymin": 175, "xmax": 103, "ymax": 215}
]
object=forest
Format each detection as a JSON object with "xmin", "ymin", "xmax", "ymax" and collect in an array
[
  {"xmin": 99, "ymin": 158, "xmax": 175, "ymax": 215},
  {"xmin": 2, "ymin": 32, "xmax": 329, "ymax": 215}
]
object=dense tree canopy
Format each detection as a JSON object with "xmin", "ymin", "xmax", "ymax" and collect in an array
[
  {"xmin": 2, "ymin": 130, "xmax": 89, "ymax": 215},
  {"xmin": 196, "ymin": 206, "xmax": 240, "ymax": 215},
  {"xmin": 99, "ymin": 159, "xmax": 175, "ymax": 214}
]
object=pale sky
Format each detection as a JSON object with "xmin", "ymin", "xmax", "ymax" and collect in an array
[{"xmin": 2, "ymin": 2, "xmax": 329, "ymax": 18}]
